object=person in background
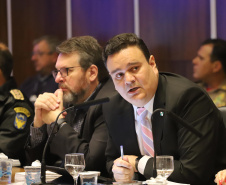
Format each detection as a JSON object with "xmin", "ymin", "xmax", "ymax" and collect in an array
[
  {"xmin": 215, "ymin": 170, "xmax": 226, "ymax": 185},
  {"xmin": 20, "ymin": 35, "xmax": 60, "ymax": 104},
  {"xmin": 102, "ymin": 33, "xmax": 226, "ymax": 185},
  {"xmin": 25, "ymin": 36, "xmax": 116, "ymax": 177},
  {"xmin": 0, "ymin": 42, "xmax": 34, "ymax": 166},
  {"xmin": 192, "ymin": 39, "xmax": 226, "ymax": 107}
]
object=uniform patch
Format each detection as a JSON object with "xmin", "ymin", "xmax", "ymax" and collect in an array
[
  {"xmin": 14, "ymin": 107, "xmax": 30, "ymax": 130},
  {"xmin": 10, "ymin": 89, "xmax": 24, "ymax": 100}
]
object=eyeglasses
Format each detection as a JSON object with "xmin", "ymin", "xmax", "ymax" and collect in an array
[
  {"xmin": 32, "ymin": 51, "xmax": 53, "ymax": 57},
  {"xmin": 52, "ymin": 66, "xmax": 81, "ymax": 79}
]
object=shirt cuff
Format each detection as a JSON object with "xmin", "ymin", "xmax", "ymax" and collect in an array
[
  {"xmin": 30, "ymin": 122, "xmax": 46, "ymax": 147},
  {"xmin": 137, "ymin": 155, "xmax": 151, "ymax": 175}
]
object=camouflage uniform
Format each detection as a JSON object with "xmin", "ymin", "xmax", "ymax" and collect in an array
[{"xmin": 200, "ymin": 80, "xmax": 226, "ymax": 107}]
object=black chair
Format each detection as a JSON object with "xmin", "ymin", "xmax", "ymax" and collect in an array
[{"xmin": 218, "ymin": 106, "xmax": 226, "ymax": 128}]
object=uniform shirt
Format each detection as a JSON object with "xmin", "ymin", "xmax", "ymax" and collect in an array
[
  {"xmin": 0, "ymin": 77, "xmax": 34, "ymax": 165},
  {"xmin": 200, "ymin": 79, "xmax": 226, "ymax": 107}
]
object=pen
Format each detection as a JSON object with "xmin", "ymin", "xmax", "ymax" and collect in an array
[{"xmin": 120, "ymin": 145, "xmax": 124, "ymax": 159}]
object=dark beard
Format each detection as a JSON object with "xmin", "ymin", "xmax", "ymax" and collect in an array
[{"xmin": 63, "ymin": 88, "xmax": 87, "ymax": 108}]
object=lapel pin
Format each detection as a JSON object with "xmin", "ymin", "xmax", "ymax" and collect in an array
[{"xmin": 160, "ymin": 112, "xmax": 164, "ymax": 116}]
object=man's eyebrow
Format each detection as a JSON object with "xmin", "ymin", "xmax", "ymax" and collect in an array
[{"xmin": 110, "ymin": 62, "xmax": 139, "ymax": 75}]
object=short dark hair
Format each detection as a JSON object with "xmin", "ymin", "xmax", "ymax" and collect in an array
[
  {"xmin": 202, "ymin": 38, "xmax": 226, "ymax": 73},
  {"xmin": 0, "ymin": 43, "xmax": 13, "ymax": 80},
  {"xmin": 57, "ymin": 36, "xmax": 109, "ymax": 83},
  {"xmin": 33, "ymin": 35, "xmax": 61, "ymax": 53},
  {"xmin": 103, "ymin": 33, "xmax": 150, "ymax": 64}
]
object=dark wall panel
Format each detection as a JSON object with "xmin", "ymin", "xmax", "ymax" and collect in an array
[
  {"xmin": 71, "ymin": 0, "xmax": 134, "ymax": 46},
  {"xmin": 11, "ymin": 0, "xmax": 67, "ymax": 86},
  {"xmin": 139, "ymin": 0, "xmax": 210, "ymax": 80},
  {"xmin": 217, "ymin": 0, "xmax": 226, "ymax": 40},
  {"xmin": 0, "ymin": 0, "xmax": 8, "ymax": 45}
]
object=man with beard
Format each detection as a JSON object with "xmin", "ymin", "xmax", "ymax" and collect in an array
[{"xmin": 25, "ymin": 36, "xmax": 116, "ymax": 177}]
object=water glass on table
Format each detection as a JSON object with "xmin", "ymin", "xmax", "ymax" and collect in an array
[
  {"xmin": 155, "ymin": 156, "xmax": 174, "ymax": 182},
  {"xmin": 24, "ymin": 166, "xmax": 41, "ymax": 185},
  {"xmin": 65, "ymin": 153, "xmax": 85, "ymax": 185},
  {"xmin": 0, "ymin": 159, "xmax": 13, "ymax": 184}
]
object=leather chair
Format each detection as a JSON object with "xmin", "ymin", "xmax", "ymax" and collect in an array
[{"xmin": 218, "ymin": 106, "xmax": 226, "ymax": 128}]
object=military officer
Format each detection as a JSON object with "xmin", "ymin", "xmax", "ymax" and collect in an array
[{"xmin": 0, "ymin": 43, "xmax": 34, "ymax": 166}]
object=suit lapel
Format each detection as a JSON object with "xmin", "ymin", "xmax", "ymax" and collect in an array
[
  {"xmin": 152, "ymin": 74, "xmax": 167, "ymax": 155},
  {"xmin": 111, "ymin": 95, "xmax": 141, "ymax": 156}
]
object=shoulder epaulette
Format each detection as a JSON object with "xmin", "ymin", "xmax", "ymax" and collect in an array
[{"xmin": 10, "ymin": 89, "xmax": 24, "ymax": 100}]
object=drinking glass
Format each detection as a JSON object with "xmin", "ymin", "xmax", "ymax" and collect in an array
[
  {"xmin": 155, "ymin": 155, "xmax": 174, "ymax": 181},
  {"xmin": 65, "ymin": 153, "xmax": 85, "ymax": 185}
]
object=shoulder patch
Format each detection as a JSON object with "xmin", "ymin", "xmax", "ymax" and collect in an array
[
  {"xmin": 13, "ymin": 107, "xmax": 31, "ymax": 130},
  {"xmin": 10, "ymin": 89, "xmax": 24, "ymax": 100},
  {"xmin": 14, "ymin": 107, "xmax": 31, "ymax": 117}
]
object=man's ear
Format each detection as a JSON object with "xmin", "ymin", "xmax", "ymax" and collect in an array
[
  {"xmin": 87, "ymin": 64, "xmax": 98, "ymax": 82},
  {"xmin": 212, "ymin": 61, "xmax": 223, "ymax": 73}
]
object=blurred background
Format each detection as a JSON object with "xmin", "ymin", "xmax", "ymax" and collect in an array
[{"xmin": 0, "ymin": 0, "xmax": 225, "ymax": 86}]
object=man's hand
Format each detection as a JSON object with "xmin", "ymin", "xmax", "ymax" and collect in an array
[
  {"xmin": 112, "ymin": 156, "xmax": 135, "ymax": 183},
  {"xmin": 34, "ymin": 89, "xmax": 63, "ymax": 127},
  {"xmin": 124, "ymin": 155, "xmax": 138, "ymax": 172}
]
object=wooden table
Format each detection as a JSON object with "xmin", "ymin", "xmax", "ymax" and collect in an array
[{"xmin": 11, "ymin": 167, "xmax": 24, "ymax": 183}]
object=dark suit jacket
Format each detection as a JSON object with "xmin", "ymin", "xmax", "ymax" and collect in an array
[
  {"xmin": 25, "ymin": 78, "xmax": 117, "ymax": 177},
  {"xmin": 0, "ymin": 77, "xmax": 34, "ymax": 166},
  {"xmin": 103, "ymin": 72, "xmax": 226, "ymax": 185}
]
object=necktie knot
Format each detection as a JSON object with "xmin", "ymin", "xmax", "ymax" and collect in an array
[{"xmin": 137, "ymin": 107, "xmax": 146, "ymax": 116}]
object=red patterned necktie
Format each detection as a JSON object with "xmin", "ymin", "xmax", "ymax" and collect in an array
[{"xmin": 137, "ymin": 107, "xmax": 154, "ymax": 157}]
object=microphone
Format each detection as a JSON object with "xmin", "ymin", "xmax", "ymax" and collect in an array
[
  {"xmin": 151, "ymin": 108, "xmax": 202, "ymax": 178},
  {"xmin": 32, "ymin": 97, "xmax": 110, "ymax": 185}
]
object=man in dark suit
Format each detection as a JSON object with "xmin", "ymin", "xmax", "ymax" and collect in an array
[
  {"xmin": 102, "ymin": 33, "xmax": 226, "ymax": 185},
  {"xmin": 25, "ymin": 36, "xmax": 116, "ymax": 177}
]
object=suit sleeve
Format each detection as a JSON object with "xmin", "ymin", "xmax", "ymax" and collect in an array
[
  {"xmin": 143, "ymin": 87, "xmax": 226, "ymax": 184},
  {"xmin": 49, "ymin": 104, "xmax": 108, "ymax": 175}
]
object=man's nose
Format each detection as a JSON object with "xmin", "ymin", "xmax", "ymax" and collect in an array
[
  {"xmin": 192, "ymin": 57, "xmax": 198, "ymax": 64},
  {"xmin": 55, "ymin": 72, "xmax": 63, "ymax": 83},
  {"xmin": 125, "ymin": 72, "xmax": 135, "ymax": 84}
]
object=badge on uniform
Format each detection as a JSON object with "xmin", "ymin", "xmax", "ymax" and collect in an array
[{"xmin": 13, "ymin": 107, "xmax": 31, "ymax": 130}]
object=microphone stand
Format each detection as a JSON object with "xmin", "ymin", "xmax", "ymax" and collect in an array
[
  {"xmin": 151, "ymin": 108, "xmax": 202, "ymax": 178},
  {"xmin": 32, "ymin": 97, "xmax": 110, "ymax": 185}
]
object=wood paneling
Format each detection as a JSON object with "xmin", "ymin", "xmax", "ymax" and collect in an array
[
  {"xmin": 217, "ymin": 0, "xmax": 226, "ymax": 40},
  {"xmin": 11, "ymin": 0, "xmax": 67, "ymax": 86},
  {"xmin": 1, "ymin": 0, "xmax": 226, "ymax": 86},
  {"xmin": 71, "ymin": 0, "xmax": 134, "ymax": 46},
  {"xmin": 0, "ymin": 0, "xmax": 8, "ymax": 45},
  {"xmin": 139, "ymin": 0, "xmax": 210, "ymax": 80}
]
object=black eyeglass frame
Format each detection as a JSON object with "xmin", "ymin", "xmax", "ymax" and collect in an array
[{"xmin": 52, "ymin": 66, "xmax": 81, "ymax": 79}]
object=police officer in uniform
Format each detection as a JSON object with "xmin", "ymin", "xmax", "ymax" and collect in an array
[{"xmin": 0, "ymin": 43, "xmax": 34, "ymax": 166}]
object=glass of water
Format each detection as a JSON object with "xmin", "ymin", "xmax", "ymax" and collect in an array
[
  {"xmin": 65, "ymin": 153, "xmax": 85, "ymax": 185},
  {"xmin": 155, "ymin": 155, "xmax": 174, "ymax": 181}
]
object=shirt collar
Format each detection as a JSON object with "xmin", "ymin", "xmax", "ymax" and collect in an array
[{"xmin": 133, "ymin": 95, "xmax": 155, "ymax": 116}]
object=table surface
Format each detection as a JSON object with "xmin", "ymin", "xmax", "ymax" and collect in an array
[{"xmin": 11, "ymin": 167, "xmax": 25, "ymax": 183}]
